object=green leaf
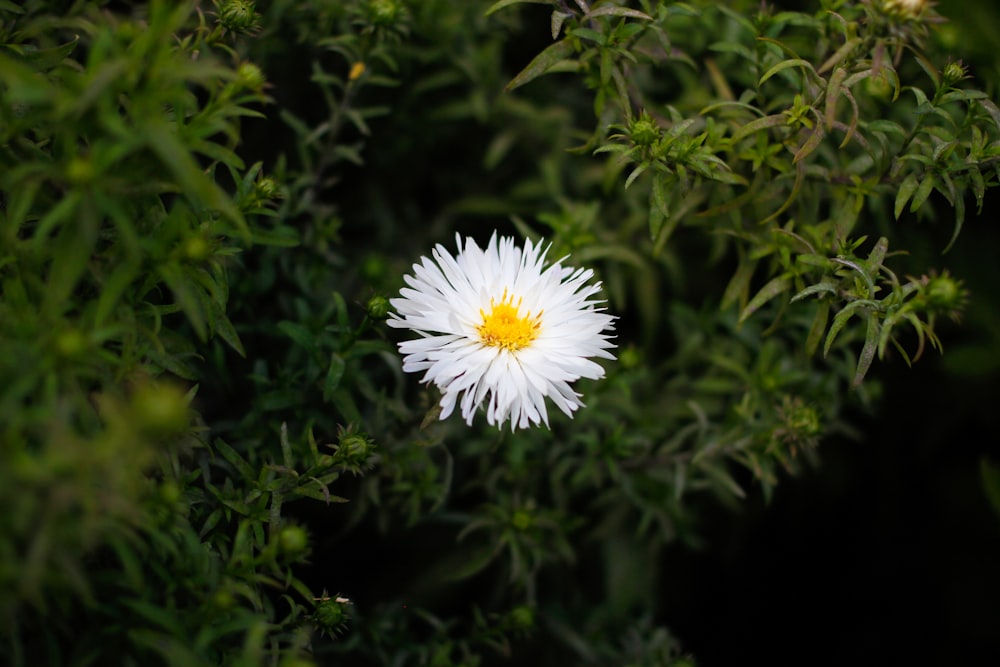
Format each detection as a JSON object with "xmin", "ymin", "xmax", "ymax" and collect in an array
[
  {"xmin": 790, "ymin": 280, "xmax": 837, "ymax": 303},
  {"xmin": 793, "ymin": 123, "xmax": 824, "ymax": 163},
  {"xmin": 721, "ymin": 256, "xmax": 757, "ymax": 311},
  {"xmin": 758, "ymin": 58, "xmax": 817, "ymax": 86},
  {"xmin": 278, "ymin": 321, "xmax": 318, "ymax": 354},
  {"xmin": 894, "ymin": 173, "xmax": 920, "ymax": 219},
  {"xmin": 485, "ymin": 0, "xmax": 551, "ymax": 16},
  {"xmin": 214, "ymin": 439, "xmax": 256, "ymax": 482},
  {"xmin": 251, "ymin": 226, "xmax": 300, "ymax": 247},
  {"xmin": 210, "ymin": 304, "xmax": 246, "ymax": 357},
  {"xmin": 805, "ymin": 301, "xmax": 830, "ymax": 357},
  {"xmin": 648, "ymin": 175, "xmax": 672, "ymax": 241},
  {"xmin": 551, "ymin": 10, "xmax": 573, "ymax": 39},
  {"xmin": 909, "ymin": 173, "xmax": 935, "ymax": 213},
  {"xmin": 823, "ymin": 300, "xmax": 875, "ymax": 356},
  {"xmin": 144, "ymin": 121, "xmax": 248, "ymax": 239},
  {"xmin": 505, "ymin": 38, "xmax": 575, "ymax": 92},
  {"xmin": 94, "ymin": 261, "xmax": 140, "ymax": 327},
  {"xmin": 738, "ymin": 276, "xmax": 791, "ymax": 324},
  {"xmin": 853, "ymin": 313, "xmax": 880, "ymax": 386},
  {"xmin": 324, "ymin": 354, "xmax": 346, "ymax": 401},
  {"xmin": 587, "ymin": 6, "xmax": 652, "ymax": 21},
  {"xmin": 730, "ymin": 114, "xmax": 786, "ymax": 143}
]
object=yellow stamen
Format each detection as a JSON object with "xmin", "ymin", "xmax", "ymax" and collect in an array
[{"xmin": 477, "ymin": 289, "xmax": 541, "ymax": 351}]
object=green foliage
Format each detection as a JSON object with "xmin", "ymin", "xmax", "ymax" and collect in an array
[{"xmin": 1, "ymin": 0, "xmax": 997, "ymax": 665}]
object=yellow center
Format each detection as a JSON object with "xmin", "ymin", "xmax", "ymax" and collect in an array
[{"xmin": 477, "ymin": 290, "xmax": 541, "ymax": 351}]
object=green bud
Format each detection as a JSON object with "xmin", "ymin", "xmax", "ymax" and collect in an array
[
  {"xmin": 212, "ymin": 588, "xmax": 235, "ymax": 610},
  {"xmin": 55, "ymin": 329, "xmax": 88, "ymax": 359},
  {"xmin": 629, "ymin": 112, "xmax": 659, "ymax": 148},
  {"xmin": 511, "ymin": 509, "xmax": 534, "ymax": 531},
  {"xmin": 881, "ymin": 0, "xmax": 927, "ymax": 19},
  {"xmin": 254, "ymin": 176, "xmax": 279, "ymax": 201},
  {"xmin": 332, "ymin": 430, "xmax": 376, "ymax": 473},
  {"xmin": 784, "ymin": 402, "xmax": 820, "ymax": 437},
  {"xmin": 132, "ymin": 382, "xmax": 189, "ymax": 439},
  {"xmin": 509, "ymin": 605, "xmax": 535, "ymax": 630},
  {"xmin": 66, "ymin": 156, "xmax": 94, "ymax": 185},
  {"xmin": 366, "ymin": 295, "xmax": 391, "ymax": 320},
  {"xmin": 365, "ymin": 0, "xmax": 402, "ymax": 27},
  {"xmin": 922, "ymin": 271, "xmax": 966, "ymax": 315},
  {"xmin": 942, "ymin": 61, "xmax": 968, "ymax": 87},
  {"xmin": 278, "ymin": 525, "xmax": 309, "ymax": 557},
  {"xmin": 236, "ymin": 62, "xmax": 266, "ymax": 91},
  {"xmin": 183, "ymin": 235, "xmax": 212, "ymax": 262},
  {"xmin": 218, "ymin": 0, "xmax": 258, "ymax": 33},
  {"xmin": 159, "ymin": 480, "xmax": 182, "ymax": 505},
  {"xmin": 619, "ymin": 345, "xmax": 641, "ymax": 370},
  {"xmin": 314, "ymin": 596, "xmax": 351, "ymax": 636}
]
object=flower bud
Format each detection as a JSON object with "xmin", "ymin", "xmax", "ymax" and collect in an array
[
  {"xmin": 218, "ymin": 0, "xmax": 259, "ymax": 33},
  {"xmin": 254, "ymin": 176, "xmax": 279, "ymax": 201},
  {"xmin": 236, "ymin": 62, "xmax": 266, "ymax": 91},
  {"xmin": 66, "ymin": 156, "xmax": 94, "ymax": 185},
  {"xmin": 277, "ymin": 525, "xmax": 309, "ymax": 558},
  {"xmin": 55, "ymin": 329, "xmax": 88, "ymax": 359},
  {"xmin": 132, "ymin": 382, "xmax": 190, "ymax": 439},
  {"xmin": 881, "ymin": 0, "xmax": 927, "ymax": 19},
  {"xmin": 182, "ymin": 235, "xmax": 212, "ymax": 262},
  {"xmin": 366, "ymin": 295, "xmax": 391, "ymax": 320},
  {"xmin": 942, "ymin": 61, "xmax": 968, "ymax": 87},
  {"xmin": 364, "ymin": 0, "xmax": 402, "ymax": 27},
  {"xmin": 509, "ymin": 605, "xmax": 535, "ymax": 630},
  {"xmin": 511, "ymin": 509, "xmax": 534, "ymax": 531},
  {"xmin": 922, "ymin": 271, "xmax": 966, "ymax": 317},
  {"xmin": 314, "ymin": 595, "xmax": 351, "ymax": 636},
  {"xmin": 629, "ymin": 111, "xmax": 660, "ymax": 148}
]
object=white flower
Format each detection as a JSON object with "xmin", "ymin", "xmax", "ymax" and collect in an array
[{"xmin": 388, "ymin": 233, "xmax": 616, "ymax": 430}]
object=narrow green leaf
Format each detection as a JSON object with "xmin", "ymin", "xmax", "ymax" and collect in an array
[
  {"xmin": 485, "ymin": 0, "xmax": 550, "ymax": 17},
  {"xmin": 649, "ymin": 176, "xmax": 671, "ymax": 241},
  {"xmin": 214, "ymin": 439, "xmax": 256, "ymax": 481},
  {"xmin": 823, "ymin": 300, "xmax": 874, "ymax": 356},
  {"xmin": 210, "ymin": 305, "xmax": 245, "ymax": 357},
  {"xmin": 738, "ymin": 276, "xmax": 791, "ymax": 324},
  {"xmin": 505, "ymin": 38, "xmax": 575, "ymax": 92},
  {"xmin": 324, "ymin": 354, "xmax": 346, "ymax": 401},
  {"xmin": 758, "ymin": 58, "xmax": 816, "ymax": 86},
  {"xmin": 894, "ymin": 173, "xmax": 919, "ymax": 219},
  {"xmin": 793, "ymin": 123, "xmax": 824, "ymax": 163},
  {"xmin": 251, "ymin": 226, "xmax": 300, "ymax": 247},
  {"xmin": 94, "ymin": 262, "xmax": 140, "ymax": 326},
  {"xmin": 909, "ymin": 173, "xmax": 935, "ymax": 213},
  {"xmin": 587, "ymin": 6, "xmax": 652, "ymax": 20},
  {"xmin": 805, "ymin": 301, "xmax": 830, "ymax": 357},
  {"xmin": 551, "ymin": 10, "xmax": 572, "ymax": 39},
  {"xmin": 944, "ymin": 188, "xmax": 965, "ymax": 253},
  {"xmin": 790, "ymin": 280, "xmax": 837, "ymax": 303},
  {"xmin": 277, "ymin": 321, "xmax": 317, "ymax": 354},
  {"xmin": 977, "ymin": 98, "xmax": 1000, "ymax": 134},
  {"xmin": 721, "ymin": 256, "xmax": 757, "ymax": 311},
  {"xmin": 853, "ymin": 313, "xmax": 880, "ymax": 386},
  {"xmin": 730, "ymin": 114, "xmax": 786, "ymax": 143}
]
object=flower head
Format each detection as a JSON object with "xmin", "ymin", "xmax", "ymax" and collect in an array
[{"xmin": 389, "ymin": 233, "xmax": 616, "ymax": 430}]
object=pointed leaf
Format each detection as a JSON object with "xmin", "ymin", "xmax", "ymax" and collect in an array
[
  {"xmin": 485, "ymin": 0, "xmax": 551, "ymax": 16},
  {"xmin": 739, "ymin": 276, "xmax": 791, "ymax": 324},
  {"xmin": 505, "ymin": 39, "xmax": 575, "ymax": 92}
]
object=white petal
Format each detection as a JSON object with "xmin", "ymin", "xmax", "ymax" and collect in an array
[{"xmin": 389, "ymin": 234, "xmax": 617, "ymax": 430}]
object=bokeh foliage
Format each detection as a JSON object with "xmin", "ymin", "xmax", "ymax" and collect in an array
[{"xmin": 1, "ymin": 0, "xmax": 997, "ymax": 665}]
